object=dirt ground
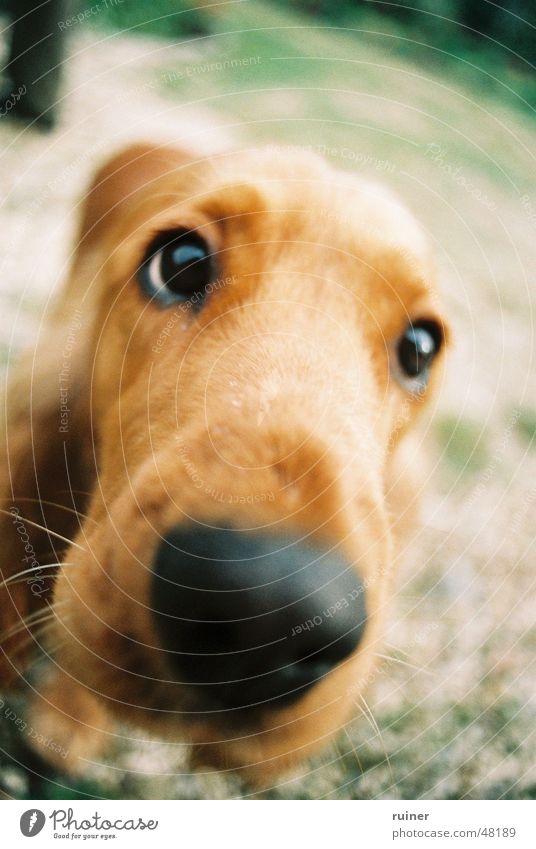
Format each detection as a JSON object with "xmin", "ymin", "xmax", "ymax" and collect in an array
[{"xmin": 0, "ymin": 6, "xmax": 535, "ymax": 799}]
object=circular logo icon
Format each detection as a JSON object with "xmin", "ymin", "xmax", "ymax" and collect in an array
[{"xmin": 20, "ymin": 809, "xmax": 46, "ymax": 837}]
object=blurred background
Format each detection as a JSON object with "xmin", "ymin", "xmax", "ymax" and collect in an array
[{"xmin": 0, "ymin": 0, "xmax": 535, "ymax": 800}]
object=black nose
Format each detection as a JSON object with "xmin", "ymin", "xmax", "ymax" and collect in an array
[{"xmin": 151, "ymin": 526, "xmax": 367, "ymax": 712}]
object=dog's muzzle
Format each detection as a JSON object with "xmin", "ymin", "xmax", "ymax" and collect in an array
[{"xmin": 151, "ymin": 527, "xmax": 367, "ymax": 712}]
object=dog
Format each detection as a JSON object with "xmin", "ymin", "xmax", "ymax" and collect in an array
[{"xmin": 0, "ymin": 143, "xmax": 447, "ymax": 784}]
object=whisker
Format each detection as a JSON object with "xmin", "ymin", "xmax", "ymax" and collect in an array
[
  {"xmin": 12, "ymin": 497, "xmax": 95, "ymax": 524},
  {"xmin": 0, "ymin": 508, "xmax": 85, "ymax": 550},
  {"xmin": 1, "ymin": 614, "xmax": 58, "ymax": 645},
  {"xmin": 1, "ymin": 562, "xmax": 70, "ymax": 588},
  {"xmin": 4, "ymin": 573, "xmax": 56, "ymax": 589},
  {"xmin": 343, "ymin": 726, "xmax": 365, "ymax": 779},
  {"xmin": 375, "ymin": 652, "xmax": 435, "ymax": 677},
  {"xmin": 354, "ymin": 700, "xmax": 375, "ymax": 744},
  {"xmin": 21, "ymin": 624, "xmax": 73, "ymax": 671},
  {"xmin": 358, "ymin": 695, "xmax": 383, "ymax": 742},
  {"xmin": 8, "ymin": 617, "xmax": 60, "ymax": 659},
  {"xmin": 44, "ymin": 637, "xmax": 70, "ymax": 659},
  {"xmin": 357, "ymin": 694, "xmax": 394, "ymax": 786},
  {"xmin": 1, "ymin": 609, "xmax": 59, "ymax": 642},
  {"xmin": 0, "ymin": 601, "xmax": 66, "ymax": 642},
  {"xmin": 383, "ymin": 641, "xmax": 411, "ymax": 658}
]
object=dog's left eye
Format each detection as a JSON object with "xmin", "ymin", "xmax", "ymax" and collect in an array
[
  {"xmin": 397, "ymin": 319, "xmax": 443, "ymax": 381},
  {"xmin": 140, "ymin": 230, "xmax": 213, "ymax": 306}
]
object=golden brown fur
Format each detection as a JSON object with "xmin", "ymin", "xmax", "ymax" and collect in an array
[{"xmin": 0, "ymin": 143, "xmax": 447, "ymax": 782}]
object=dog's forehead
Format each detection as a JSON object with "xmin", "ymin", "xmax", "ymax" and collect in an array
[
  {"xmin": 182, "ymin": 148, "xmax": 432, "ymax": 274},
  {"xmin": 126, "ymin": 148, "xmax": 435, "ymax": 303}
]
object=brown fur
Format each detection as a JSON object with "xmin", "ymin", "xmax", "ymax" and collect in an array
[{"xmin": 0, "ymin": 143, "xmax": 447, "ymax": 782}]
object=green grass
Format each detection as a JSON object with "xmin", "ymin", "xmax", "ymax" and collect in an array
[
  {"xmin": 90, "ymin": 0, "xmax": 208, "ymax": 38},
  {"xmin": 435, "ymin": 415, "xmax": 490, "ymax": 474},
  {"xmin": 93, "ymin": 1, "xmax": 536, "ymax": 116},
  {"xmin": 516, "ymin": 407, "xmax": 536, "ymax": 447},
  {"xmin": 92, "ymin": 0, "xmax": 536, "ymax": 220}
]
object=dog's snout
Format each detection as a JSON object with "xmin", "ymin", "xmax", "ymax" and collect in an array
[{"xmin": 151, "ymin": 526, "xmax": 367, "ymax": 712}]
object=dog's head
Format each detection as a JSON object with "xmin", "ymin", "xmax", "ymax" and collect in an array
[{"xmin": 1, "ymin": 144, "xmax": 447, "ymax": 779}]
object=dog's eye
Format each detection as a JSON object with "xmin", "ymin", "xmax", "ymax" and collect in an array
[
  {"xmin": 397, "ymin": 320, "xmax": 443, "ymax": 380},
  {"xmin": 140, "ymin": 230, "xmax": 213, "ymax": 306}
]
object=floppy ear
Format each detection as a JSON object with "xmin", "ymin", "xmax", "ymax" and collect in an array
[
  {"xmin": 72, "ymin": 142, "xmax": 194, "ymax": 256},
  {"xmin": 0, "ymin": 313, "xmax": 92, "ymax": 687},
  {"xmin": 0, "ymin": 142, "xmax": 193, "ymax": 687}
]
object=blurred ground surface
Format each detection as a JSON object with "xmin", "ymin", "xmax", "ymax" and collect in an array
[{"xmin": 0, "ymin": 1, "xmax": 535, "ymax": 800}]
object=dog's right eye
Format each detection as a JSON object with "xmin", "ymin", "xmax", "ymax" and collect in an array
[
  {"xmin": 397, "ymin": 319, "xmax": 443, "ymax": 385},
  {"xmin": 139, "ymin": 230, "xmax": 213, "ymax": 307}
]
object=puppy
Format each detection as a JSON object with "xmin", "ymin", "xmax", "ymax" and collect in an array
[{"xmin": 0, "ymin": 144, "xmax": 446, "ymax": 782}]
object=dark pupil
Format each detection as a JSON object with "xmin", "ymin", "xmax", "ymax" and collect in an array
[
  {"xmin": 398, "ymin": 325, "xmax": 437, "ymax": 377},
  {"xmin": 161, "ymin": 236, "xmax": 211, "ymax": 299}
]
